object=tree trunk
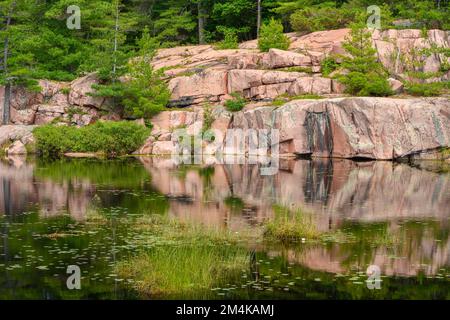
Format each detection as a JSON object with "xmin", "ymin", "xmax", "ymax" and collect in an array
[
  {"xmin": 257, "ymin": 0, "xmax": 262, "ymax": 38},
  {"xmin": 112, "ymin": 0, "xmax": 120, "ymax": 78},
  {"xmin": 198, "ymin": 1, "xmax": 205, "ymax": 44},
  {"xmin": 3, "ymin": 84, "xmax": 11, "ymax": 125},
  {"xmin": 2, "ymin": 2, "xmax": 15, "ymax": 125}
]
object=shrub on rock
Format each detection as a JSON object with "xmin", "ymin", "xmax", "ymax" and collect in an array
[
  {"xmin": 337, "ymin": 22, "xmax": 393, "ymax": 97},
  {"xmin": 224, "ymin": 93, "xmax": 246, "ymax": 112},
  {"xmin": 258, "ymin": 18, "xmax": 290, "ymax": 53}
]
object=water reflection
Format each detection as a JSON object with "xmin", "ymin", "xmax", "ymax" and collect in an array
[
  {"xmin": 139, "ymin": 157, "xmax": 450, "ymax": 226},
  {"xmin": 0, "ymin": 155, "xmax": 449, "ymax": 298}
]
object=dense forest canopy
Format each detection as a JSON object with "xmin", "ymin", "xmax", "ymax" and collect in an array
[{"xmin": 0, "ymin": 0, "xmax": 448, "ymax": 83}]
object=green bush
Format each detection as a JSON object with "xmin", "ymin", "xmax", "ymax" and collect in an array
[
  {"xmin": 215, "ymin": 27, "xmax": 239, "ymax": 50},
  {"xmin": 258, "ymin": 18, "xmax": 290, "ymax": 53},
  {"xmin": 290, "ymin": 7, "xmax": 356, "ymax": 33},
  {"xmin": 338, "ymin": 23, "xmax": 393, "ymax": 97},
  {"xmin": 92, "ymin": 29, "xmax": 170, "ymax": 119},
  {"xmin": 340, "ymin": 72, "xmax": 393, "ymax": 97},
  {"xmin": 34, "ymin": 121, "xmax": 150, "ymax": 157},
  {"xmin": 224, "ymin": 93, "xmax": 246, "ymax": 112},
  {"xmin": 404, "ymin": 82, "xmax": 447, "ymax": 97},
  {"xmin": 320, "ymin": 56, "xmax": 340, "ymax": 77}
]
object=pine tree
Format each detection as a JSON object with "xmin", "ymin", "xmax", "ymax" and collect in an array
[
  {"xmin": 0, "ymin": 0, "xmax": 39, "ymax": 124},
  {"xmin": 338, "ymin": 22, "xmax": 393, "ymax": 96}
]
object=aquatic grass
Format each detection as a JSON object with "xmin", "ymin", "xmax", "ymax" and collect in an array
[
  {"xmin": 117, "ymin": 244, "xmax": 248, "ymax": 298},
  {"xmin": 264, "ymin": 205, "xmax": 321, "ymax": 242},
  {"xmin": 116, "ymin": 215, "xmax": 251, "ymax": 298}
]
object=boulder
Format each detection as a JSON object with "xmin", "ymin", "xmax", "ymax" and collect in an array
[
  {"xmin": 134, "ymin": 136, "xmax": 155, "ymax": 155},
  {"xmin": 0, "ymin": 125, "xmax": 35, "ymax": 146},
  {"xmin": 246, "ymin": 83, "xmax": 292, "ymax": 100},
  {"xmin": 69, "ymin": 73, "xmax": 105, "ymax": 108},
  {"xmin": 288, "ymin": 77, "xmax": 332, "ymax": 95},
  {"xmin": 152, "ymin": 141, "xmax": 177, "ymax": 155},
  {"xmin": 38, "ymin": 80, "xmax": 68, "ymax": 98},
  {"xmin": 228, "ymin": 69, "xmax": 265, "ymax": 93},
  {"xmin": 331, "ymin": 79, "xmax": 346, "ymax": 94},
  {"xmin": 169, "ymin": 69, "xmax": 228, "ymax": 106},
  {"xmin": 10, "ymin": 86, "xmax": 43, "ymax": 110},
  {"xmin": 228, "ymin": 52, "xmax": 262, "ymax": 69},
  {"xmin": 6, "ymin": 140, "xmax": 27, "ymax": 155},
  {"xmin": 388, "ymin": 78, "xmax": 404, "ymax": 93},
  {"xmin": 10, "ymin": 107, "xmax": 37, "ymax": 125},
  {"xmin": 34, "ymin": 104, "xmax": 66, "ymax": 125},
  {"xmin": 290, "ymin": 29, "xmax": 350, "ymax": 54},
  {"xmin": 158, "ymin": 132, "xmax": 172, "ymax": 141},
  {"xmin": 261, "ymin": 49, "xmax": 312, "ymax": 69}
]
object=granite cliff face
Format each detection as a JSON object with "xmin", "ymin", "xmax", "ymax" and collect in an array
[
  {"xmin": 154, "ymin": 28, "xmax": 450, "ymax": 107},
  {"xmin": 138, "ymin": 97, "xmax": 450, "ymax": 160}
]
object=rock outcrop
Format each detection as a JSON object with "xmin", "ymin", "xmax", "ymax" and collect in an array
[
  {"xmin": 0, "ymin": 125, "xmax": 35, "ymax": 156},
  {"xmin": 1, "ymin": 28, "xmax": 448, "ymax": 125},
  {"xmin": 0, "ymin": 74, "xmax": 115, "ymax": 126},
  {"xmin": 154, "ymin": 28, "xmax": 449, "ymax": 108},
  {"xmin": 143, "ymin": 97, "xmax": 450, "ymax": 160}
]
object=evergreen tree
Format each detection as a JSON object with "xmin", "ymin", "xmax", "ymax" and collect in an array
[
  {"xmin": 338, "ymin": 22, "xmax": 392, "ymax": 96},
  {"xmin": 258, "ymin": 18, "xmax": 290, "ymax": 52},
  {"xmin": 0, "ymin": 0, "xmax": 39, "ymax": 124}
]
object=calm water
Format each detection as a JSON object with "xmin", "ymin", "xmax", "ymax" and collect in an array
[{"xmin": 0, "ymin": 156, "xmax": 449, "ymax": 299}]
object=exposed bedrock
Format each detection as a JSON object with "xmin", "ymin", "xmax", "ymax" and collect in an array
[
  {"xmin": 235, "ymin": 97, "xmax": 450, "ymax": 160},
  {"xmin": 142, "ymin": 97, "xmax": 450, "ymax": 160},
  {"xmin": 157, "ymin": 28, "xmax": 450, "ymax": 107}
]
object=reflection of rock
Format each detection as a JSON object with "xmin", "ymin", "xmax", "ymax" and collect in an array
[
  {"xmin": 6, "ymin": 140, "xmax": 27, "ymax": 155},
  {"xmin": 0, "ymin": 160, "xmax": 94, "ymax": 220},
  {"xmin": 0, "ymin": 156, "xmax": 448, "ymax": 277},
  {"xmin": 137, "ymin": 156, "xmax": 450, "ymax": 276},
  {"xmin": 275, "ymin": 231, "xmax": 450, "ymax": 277},
  {"xmin": 138, "ymin": 157, "xmax": 450, "ymax": 230}
]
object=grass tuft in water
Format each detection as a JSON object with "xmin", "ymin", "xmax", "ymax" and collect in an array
[
  {"xmin": 116, "ymin": 215, "xmax": 250, "ymax": 298},
  {"xmin": 264, "ymin": 205, "xmax": 320, "ymax": 242}
]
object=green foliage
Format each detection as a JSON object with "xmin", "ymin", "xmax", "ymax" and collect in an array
[
  {"xmin": 215, "ymin": 26, "xmax": 239, "ymax": 49},
  {"xmin": 338, "ymin": 23, "xmax": 392, "ymax": 96},
  {"xmin": 395, "ymin": 0, "xmax": 449, "ymax": 30},
  {"xmin": 152, "ymin": 0, "xmax": 197, "ymax": 47},
  {"xmin": 1, "ymin": 0, "xmax": 448, "ymax": 87},
  {"xmin": 272, "ymin": 93, "xmax": 323, "ymax": 106},
  {"xmin": 404, "ymin": 82, "xmax": 448, "ymax": 97},
  {"xmin": 33, "ymin": 121, "xmax": 150, "ymax": 157},
  {"xmin": 278, "ymin": 66, "xmax": 312, "ymax": 73},
  {"xmin": 321, "ymin": 56, "xmax": 340, "ymax": 77},
  {"xmin": 341, "ymin": 71, "xmax": 393, "ymax": 96},
  {"xmin": 0, "ymin": 0, "xmax": 40, "ymax": 90},
  {"xmin": 258, "ymin": 18, "xmax": 290, "ymax": 52},
  {"xmin": 202, "ymin": 103, "xmax": 215, "ymax": 133},
  {"xmin": 264, "ymin": 205, "xmax": 320, "ymax": 241},
  {"xmin": 290, "ymin": 5, "xmax": 356, "ymax": 33},
  {"xmin": 116, "ymin": 215, "xmax": 249, "ymax": 298},
  {"xmin": 92, "ymin": 28, "xmax": 170, "ymax": 119},
  {"xmin": 224, "ymin": 92, "xmax": 246, "ymax": 112}
]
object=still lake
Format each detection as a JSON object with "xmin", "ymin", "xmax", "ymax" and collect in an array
[{"xmin": 0, "ymin": 156, "xmax": 449, "ymax": 299}]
